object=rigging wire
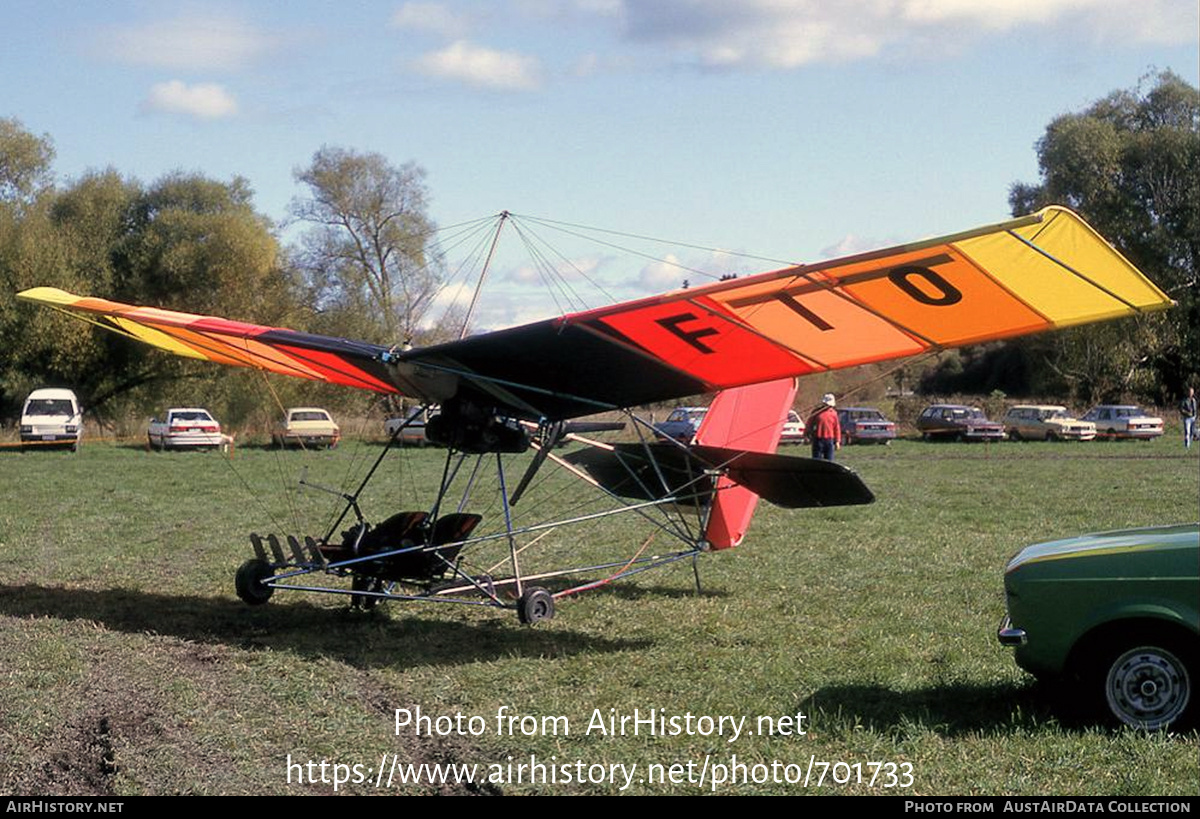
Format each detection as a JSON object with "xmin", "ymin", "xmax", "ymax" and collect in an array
[
  {"xmin": 514, "ymin": 211, "xmax": 803, "ymax": 280},
  {"xmin": 514, "ymin": 212, "xmax": 803, "ymax": 268},
  {"xmin": 507, "ymin": 217, "xmax": 617, "ymax": 311}
]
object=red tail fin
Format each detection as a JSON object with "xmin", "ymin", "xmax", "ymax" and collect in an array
[{"xmin": 695, "ymin": 378, "xmax": 798, "ymax": 549}]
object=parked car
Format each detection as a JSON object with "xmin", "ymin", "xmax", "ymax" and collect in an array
[
  {"xmin": 998, "ymin": 524, "xmax": 1198, "ymax": 730},
  {"xmin": 148, "ymin": 408, "xmax": 224, "ymax": 450},
  {"xmin": 779, "ymin": 410, "xmax": 806, "ymax": 445},
  {"xmin": 19, "ymin": 388, "xmax": 83, "ymax": 451},
  {"xmin": 1080, "ymin": 405, "xmax": 1164, "ymax": 440},
  {"xmin": 1002, "ymin": 405, "xmax": 1096, "ymax": 441},
  {"xmin": 837, "ymin": 406, "xmax": 896, "ymax": 445},
  {"xmin": 915, "ymin": 404, "xmax": 1005, "ymax": 441},
  {"xmin": 384, "ymin": 406, "xmax": 439, "ymax": 446},
  {"xmin": 653, "ymin": 407, "xmax": 707, "ymax": 443},
  {"xmin": 273, "ymin": 407, "xmax": 340, "ymax": 449}
]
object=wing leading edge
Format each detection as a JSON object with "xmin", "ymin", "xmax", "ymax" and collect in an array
[{"xmin": 17, "ymin": 207, "xmax": 1172, "ymax": 420}]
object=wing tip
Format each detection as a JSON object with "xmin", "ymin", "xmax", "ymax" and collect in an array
[{"xmin": 16, "ymin": 286, "xmax": 78, "ymax": 306}]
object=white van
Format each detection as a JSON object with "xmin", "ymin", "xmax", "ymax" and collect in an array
[{"xmin": 19, "ymin": 388, "xmax": 83, "ymax": 451}]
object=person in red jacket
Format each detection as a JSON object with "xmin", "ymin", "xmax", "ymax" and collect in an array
[{"xmin": 807, "ymin": 393, "xmax": 841, "ymax": 462}]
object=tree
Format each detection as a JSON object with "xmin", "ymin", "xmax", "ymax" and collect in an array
[
  {"xmin": 290, "ymin": 146, "xmax": 441, "ymax": 345},
  {"xmin": 0, "ymin": 117, "xmax": 54, "ymax": 207},
  {"xmin": 1010, "ymin": 71, "xmax": 1200, "ymax": 402},
  {"xmin": 0, "ymin": 158, "xmax": 300, "ymax": 425}
]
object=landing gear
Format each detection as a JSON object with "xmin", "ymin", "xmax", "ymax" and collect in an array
[
  {"xmin": 235, "ymin": 559, "xmax": 275, "ymax": 605},
  {"xmin": 518, "ymin": 587, "xmax": 555, "ymax": 625}
]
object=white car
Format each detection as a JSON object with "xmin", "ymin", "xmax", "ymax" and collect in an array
[
  {"xmin": 384, "ymin": 406, "xmax": 438, "ymax": 446},
  {"xmin": 19, "ymin": 388, "xmax": 83, "ymax": 451},
  {"xmin": 1080, "ymin": 405, "xmax": 1164, "ymax": 440},
  {"xmin": 1003, "ymin": 405, "xmax": 1096, "ymax": 441},
  {"xmin": 148, "ymin": 408, "xmax": 225, "ymax": 450},
  {"xmin": 780, "ymin": 410, "xmax": 807, "ymax": 444},
  {"xmin": 273, "ymin": 407, "xmax": 340, "ymax": 449}
]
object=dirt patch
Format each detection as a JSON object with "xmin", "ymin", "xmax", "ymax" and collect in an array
[
  {"xmin": 6, "ymin": 630, "xmax": 498, "ymax": 796},
  {"xmin": 13, "ymin": 646, "xmax": 168, "ymax": 796}
]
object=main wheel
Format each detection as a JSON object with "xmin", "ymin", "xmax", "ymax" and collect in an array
[
  {"xmin": 1101, "ymin": 640, "xmax": 1193, "ymax": 730},
  {"xmin": 518, "ymin": 587, "xmax": 555, "ymax": 625},
  {"xmin": 235, "ymin": 559, "xmax": 275, "ymax": 605}
]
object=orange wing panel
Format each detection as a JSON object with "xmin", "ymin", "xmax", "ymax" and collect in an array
[
  {"xmin": 710, "ymin": 280, "xmax": 924, "ymax": 368},
  {"xmin": 838, "ymin": 248, "xmax": 1050, "ymax": 346}
]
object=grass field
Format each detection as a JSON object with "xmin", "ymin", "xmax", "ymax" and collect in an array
[{"xmin": 1, "ymin": 433, "xmax": 1196, "ymax": 795}]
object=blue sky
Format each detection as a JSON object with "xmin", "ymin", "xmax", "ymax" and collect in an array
[{"xmin": 4, "ymin": 0, "xmax": 1197, "ymax": 328}]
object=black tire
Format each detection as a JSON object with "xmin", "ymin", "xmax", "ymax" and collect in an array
[
  {"xmin": 1099, "ymin": 638, "xmax": 1194, "ymax": 730},
  {"xmin": 235, "ymin": 559, "xmax": 275, "ymax": 605},
  {"xmin": 351, "ymin": 575, "xmax": 382, "ymax": 610},
  {"xmin": 518, "ymin": 586, "xmax": 555, "ymax": 625}
]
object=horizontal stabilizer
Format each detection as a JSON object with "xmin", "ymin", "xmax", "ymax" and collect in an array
[
  {"xmin": 562, "ymin": 443, "xmax": 873, "ymax": 509},
  {"xmin": 563, "ymin": 443, "xmax": 715, "ymax": 506},
  {"xmin": 691, "ymin": 445, "xmax": 874, "ymax": 509}
]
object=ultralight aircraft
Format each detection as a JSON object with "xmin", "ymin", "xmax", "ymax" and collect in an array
[{"xmin": 18, "ymin": 207, "xmax": 1173, "ymax": 623}]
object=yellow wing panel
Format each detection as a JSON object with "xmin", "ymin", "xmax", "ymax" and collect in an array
[
  {"xmin": 954, "ymin": 207, "xmax": 1172, "ymax": 327},
  {"xmin": 109, "ymin": 316, "xmax": 211, "ymax": 360}
]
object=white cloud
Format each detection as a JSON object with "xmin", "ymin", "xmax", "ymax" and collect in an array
[
  {"xmin": 141, "ymin": 81, "xmax": 238, "ymax": 120},
  {"xmin": 637, "ymin": 254, "xmax": 689, "ymax": 292},
  {"xmin": 96, "ymin": 15, "xmax": 274, "ymax": 71},
  {"xmin": 615, "ymin": 0, "xmax": 1198, "ymax": 69},
  {"xmin": 506, "ymin": 264, "xmax": 543, "ymax": 285},
  {"xmin": 414, "ymin": 40, "xmax": 543, "ymax": 91},
  {"xmin": 391, "ymin": 2, "xmax": 471, "ymax": 38},
  {"xmin": 819, "ymin": 233, "xmax": 888, "ymax": 259},
  {"xmin": 504, "ymin": 255, "xmax": 605, "ymax": 285},
  {"xmin": 512, "ymin": 0, "xmax": 624, "ymax": 22}
]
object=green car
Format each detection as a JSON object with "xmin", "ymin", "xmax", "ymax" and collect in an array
[{"xmin": 998, "ymin": 524, "xmax": 1199, "ymax": 730}]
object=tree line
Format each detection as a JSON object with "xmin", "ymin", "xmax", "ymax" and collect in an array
[
  {"xmin": 2, "ymin": 72, "xmax": 1196, "ymax": 430},
  {"xmin": 0, "ymin": 132, "xmax": 447, "ymax": 429}
]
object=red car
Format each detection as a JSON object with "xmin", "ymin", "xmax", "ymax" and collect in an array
[{"xmin": 916, "ymin": 404, "xmax": 1005, "ymax": 442}]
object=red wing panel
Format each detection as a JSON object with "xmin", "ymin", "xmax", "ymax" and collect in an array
[
  {"xmin": 591, "ymin": 296, "xmax": 816, "ymax": 387},
  {"xmin": 273, "ymin": 344, "xmax": 399, "ymax": 393}
]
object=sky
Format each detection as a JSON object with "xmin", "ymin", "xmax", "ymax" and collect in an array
[{"xmin": 3, "ymin": 0, "xmax": 1197, "ymax": 329}]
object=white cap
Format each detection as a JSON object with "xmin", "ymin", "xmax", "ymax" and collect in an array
[{"xmin": 822, "ymin": 393, "xmax": 836, "ymax": 407}]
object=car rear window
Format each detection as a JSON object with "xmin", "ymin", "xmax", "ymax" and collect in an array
[{"xmin": 26, "ymin": 399, "xmax": 75, "ymax": 416}]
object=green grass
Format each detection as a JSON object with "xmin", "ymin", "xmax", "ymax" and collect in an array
[{"xmin": 0, "ymin": 435, "xmax": 1196, "ymax": 795}]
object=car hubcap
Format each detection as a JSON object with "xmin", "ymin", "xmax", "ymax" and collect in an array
[{"xmin": 1106, "ymin": 647, "xmax": 1190, "ymax": 729}]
